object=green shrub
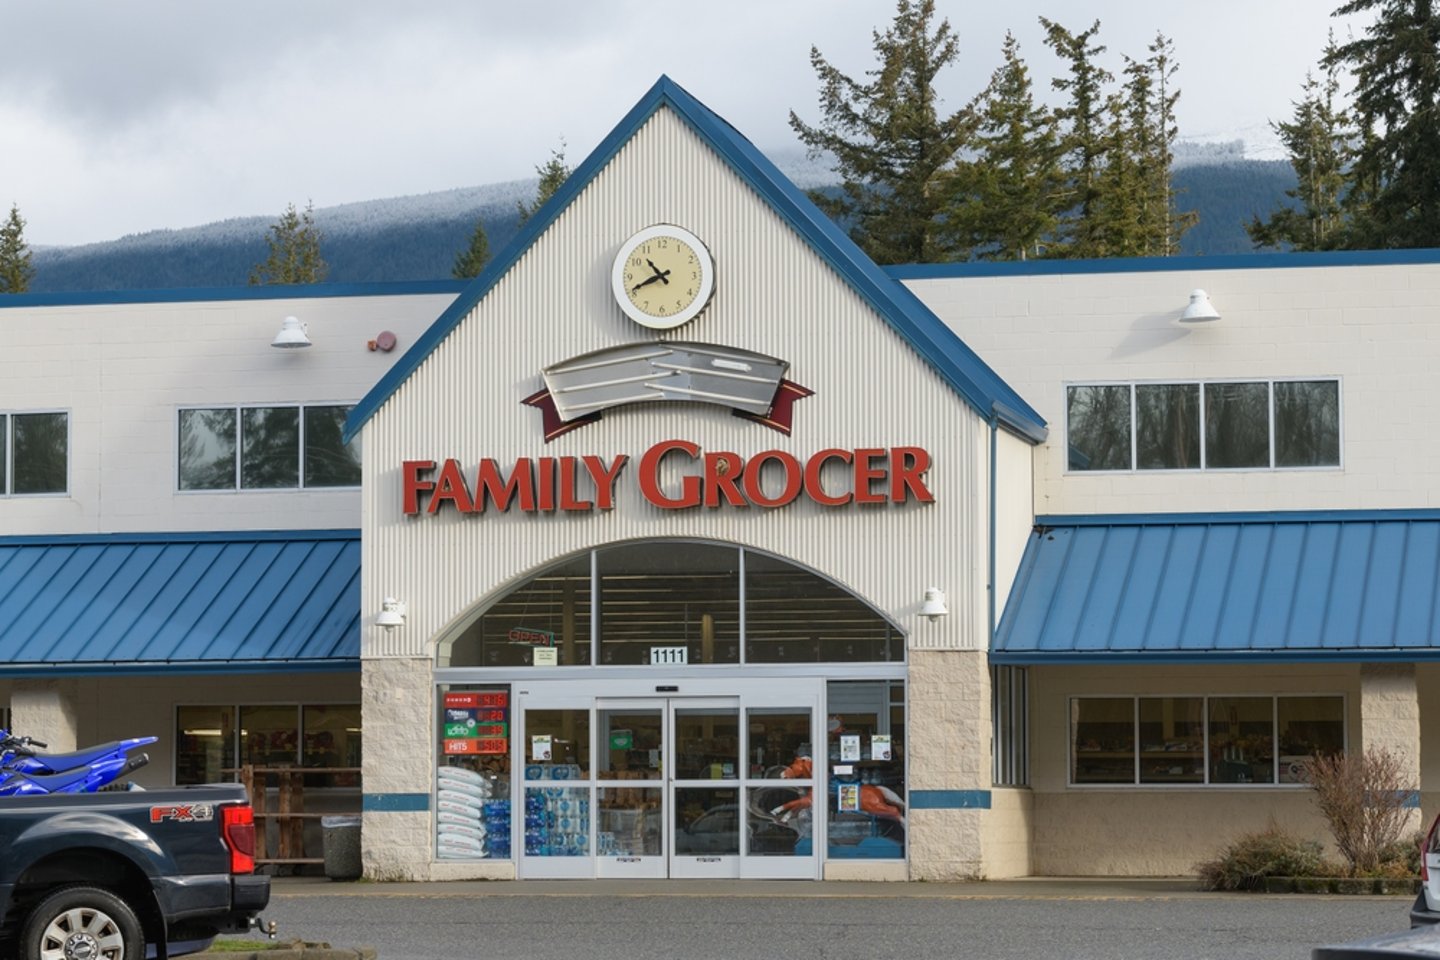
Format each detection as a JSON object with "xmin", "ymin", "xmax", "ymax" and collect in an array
[
  {"xmin": 1373, "ymin": 830, "xmax": 1424, "ymax": 878},
  {"xmin": 1196, "ymin": 827, "xmax": 1326, "ymax": 890}
]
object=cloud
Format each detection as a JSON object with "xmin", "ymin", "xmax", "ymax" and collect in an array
[{"xmin": 0, "ymin": 0, "xmax": 1376, "ymax": 245}]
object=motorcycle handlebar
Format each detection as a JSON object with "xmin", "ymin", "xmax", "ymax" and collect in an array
[{"xmin": 0, "ymin": 735, "xmax": 47, "ymax": 757}]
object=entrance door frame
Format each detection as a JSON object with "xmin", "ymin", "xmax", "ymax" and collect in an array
[{"xmin": 514, "ymin": 676, "xmax": 824, "ymax": 880}]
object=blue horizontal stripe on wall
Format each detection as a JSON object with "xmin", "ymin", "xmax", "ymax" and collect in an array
[
  {"xmin": 908, "ymin": 790, "xmax": 992, "ymax": 810},
  {"xmin": 363, "ymin": 793, "xmax": 430, "ymax": 812}
]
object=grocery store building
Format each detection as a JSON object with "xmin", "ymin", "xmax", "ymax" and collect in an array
[{"xmin": 2, "ymin": 76, "xmax": 1439, "ymax": 881}]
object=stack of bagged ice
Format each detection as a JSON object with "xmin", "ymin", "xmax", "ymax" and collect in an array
[{"xmin": 436, "ymin": 765, "xmax": 490, "ymax": 859}]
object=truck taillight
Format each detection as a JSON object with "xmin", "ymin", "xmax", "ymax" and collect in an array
[{"xmin": 222, "ymin": 804, "xmax": 256, "ymax": 874}]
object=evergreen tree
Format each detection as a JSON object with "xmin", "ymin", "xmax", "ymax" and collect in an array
[
  {"xmin": 1041, "ymin": 18, "xmax": 1113, "ymax": 258},
  {"xmin": 1327, "ymin": 0, "xmax": 1440, "ymax": 247},
  {"xmin": 453, "ymin": 218, "xmax": 492, "ymax": 279},
  {"xmin": 0, "ymin": 203, "xmax": 34, "ymax": 294},
  {"xmin": 250, "ymin": 201, "xmax": 327, "ymax": 285},
  {"xmin": 1248, "ymin": 35, "xmax": 1353, "ymax": 251},
  {"xmin": 789, "ymin": 0, "xmax": 973, "ymax": 264},
  {"xmin": 516, "ymin": 142, "xmax": 571, "ymax": 225},
  {"xmin": 1139, "ymin": 33, "xmax": 1196, "ymax": 255},
  {"xmin": 942, "ymin": 33, "xmax": 1062, "ymax": 260},
  {"xmin": 1092, "ymin": 88, "xmax": 1147, "ymax": 257}
]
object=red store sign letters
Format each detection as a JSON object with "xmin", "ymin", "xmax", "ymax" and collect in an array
[{"xmin": 402, "ymin": 440, "xmax": 935, "ymax": 515}]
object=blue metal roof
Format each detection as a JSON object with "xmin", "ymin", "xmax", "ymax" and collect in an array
[
  {"xmin": 885, "ymin": 246, "xmax": 1440, "ymax": 280},
  {"xmin": 343, "ymin": 75, "xmax": 1046, "ymax": 446},
  {"xmin": 0, "ymin": 530, "xmax": 360, "ymax": 676},
  {"xmin": 994, "ymin": 511, "xmax": 1440, "ymax": 664}
]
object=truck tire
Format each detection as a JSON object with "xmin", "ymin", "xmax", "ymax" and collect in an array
[{"xmin": 19, "ymin": 885, "xmax": 143, "ymax": 960}]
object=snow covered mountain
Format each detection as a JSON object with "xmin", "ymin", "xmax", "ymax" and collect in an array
[{"xmin": 27, "ymin": 143, "xmax": 1293, "ymax": 294}]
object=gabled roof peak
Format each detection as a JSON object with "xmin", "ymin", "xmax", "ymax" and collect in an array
[{"xmin": 344, "ymin": 76, "xmax": 1044, "ymax": 444}]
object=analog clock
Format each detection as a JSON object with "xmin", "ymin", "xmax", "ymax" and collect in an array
[{"xmin": 610, "ymin": 224, "xmax": 715, "ymax": 330}]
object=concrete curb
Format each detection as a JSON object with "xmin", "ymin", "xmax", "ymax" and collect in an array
[{"xmin": 208, "ymin": 942, "xmax": 377, "ymax": 959}]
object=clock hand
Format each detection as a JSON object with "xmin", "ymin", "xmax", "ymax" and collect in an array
[
  {"xmin": 646, "ymin": 259, "xmax": 672, "ymax": 284},
  {"xmin": 631, "ymin": 272, "xmax": 669, "ymax": 293}
]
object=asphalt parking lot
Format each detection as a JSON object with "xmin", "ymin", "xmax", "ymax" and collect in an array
[{"xmin": 244, "ymin": 878, "xmax": 1412, "ymax": 960}]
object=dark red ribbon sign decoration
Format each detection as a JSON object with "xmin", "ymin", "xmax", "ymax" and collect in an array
[{"xmin": 524, "ymin": 379, "xmax": 813, "ymax": 443}]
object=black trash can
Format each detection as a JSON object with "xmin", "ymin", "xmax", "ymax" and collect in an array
[{"xmin": 322, "ymin": 815, "xmax": 362, "ymax": 880}]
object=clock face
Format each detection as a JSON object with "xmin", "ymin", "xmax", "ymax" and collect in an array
[{"xmin": 611, "ymin": 225, "xmax": 715, "ymax": 330}]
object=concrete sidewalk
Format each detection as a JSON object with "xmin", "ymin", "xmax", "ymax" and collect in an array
[{"xmin": 268, "ymin": 875, "xmax": 1279, "ymax": 900}]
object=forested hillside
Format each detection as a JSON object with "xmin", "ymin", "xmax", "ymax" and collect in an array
[{"xmin": 26, "ymin": 160, "xmax": 1295, "ymax": 294}]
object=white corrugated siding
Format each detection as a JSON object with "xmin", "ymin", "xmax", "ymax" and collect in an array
[{"xmin": 362, "ymin": 107, "xmax": 992, "ymax": 658}]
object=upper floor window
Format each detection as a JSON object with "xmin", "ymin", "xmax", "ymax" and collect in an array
[
  {"xmin": 2, "ymin": 411, "xmax": 68, "ymax": 496},
  {"xmin": 178, "ymin": 404, "xmax": 360, "ymax": 492},
  {"xmin": 1067, "ymin": 379, "xmax": 1340, "ymax": 473}
]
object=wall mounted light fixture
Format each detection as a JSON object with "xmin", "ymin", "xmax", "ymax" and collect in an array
[
  {"xmin": 921, "ymin": 587, "xmax": 949, "ymax": 622},
  {"xmin": 1179, "ymin": 289, "xmax": 1221, "ymax": 323},
  {"xmin": 376, "ymin": 597, "xmax": 407, "ymax": 630},
  {"xmin": 271, "ymin": 315, "xmax": 312, "ymax": 348}
]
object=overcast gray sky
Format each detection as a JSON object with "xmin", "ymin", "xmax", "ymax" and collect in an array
[{"xmin": 0, "ymin": 1, "xmax": 1371, "ymax": 246}]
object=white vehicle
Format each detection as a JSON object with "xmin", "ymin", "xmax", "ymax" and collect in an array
[{"xmin": 1412, "ymin": 812, "xmax": 1440, "ymax": 927}]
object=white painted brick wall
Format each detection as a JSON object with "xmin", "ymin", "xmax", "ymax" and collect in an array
[
  {"xmin": 9, "ymin": 681, "xmax": 80, "ymax": 752},
  {"xmin": 0, "ymin": 292, "xmax": 456, "ymax": 536},
  {"xmin": 910, "ymin": 261, "xmax": 1440, "ymax": 517}
]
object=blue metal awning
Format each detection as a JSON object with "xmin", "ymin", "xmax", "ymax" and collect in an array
[
  {"xmin": 994, "ymin": 511, "xmax": 1440, "ymax": 664},
  {"xmin": 0, "ymin": 530, "xmax": 360, "ymax": 676}
]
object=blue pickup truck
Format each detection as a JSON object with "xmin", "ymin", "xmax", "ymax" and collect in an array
[{"xmin": 0, "ymin": 783, "xmax": 270, "ymax": 960}]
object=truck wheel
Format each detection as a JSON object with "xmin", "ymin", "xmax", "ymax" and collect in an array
[{"xmin": 19, "ymin": 885, "xmax": 143, "ymax": 960}]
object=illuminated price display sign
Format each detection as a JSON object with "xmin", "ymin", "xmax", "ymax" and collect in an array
[
  {"xmin": 443, "ymin": 691, "xmax": 509, "ymax": 709},
  {"xmin": 443, "ymin": 722, "xmax": 509, "ymax": 738},
  {"xmin": 444, "ymin": 709, "xmax": 506, "ymax": 724},
  {"xmin": 440, "ymin": 689, "xmax": 511, "ymax": 757},
  {"xmin": 444, "ymin": 738, "xmax": 509, "ymax": 755}
]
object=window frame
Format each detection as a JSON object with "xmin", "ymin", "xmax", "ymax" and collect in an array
[
  {"xmin": 1064, "ymin": 377, "xmax": 1344, "ymax": 475},
  {"xmin": 437, "ymin": 540, "xmax": 908, "ymax": 670},
  {"xmin": 992, "ymin": 665, "xmax": 1029, "ymax": 787},
  {"xmin": 1, "ymin": 409, "xmax": 71, "ymax": 498},
  {"xmin": 175, "ymin": 402, "xmax": 360, "ymax": 494},
  {"xmin": 172, "ymin": 701, "xmax": 362, "ymax": 788},
  {"xmin": 1067, "ymin": 692, "xmax": 1347, "ymax": 788}
]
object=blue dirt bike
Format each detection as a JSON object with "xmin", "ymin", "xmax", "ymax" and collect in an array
[{"xmin": 0, "ymin": 729, "xmax": 156, "ymax": 796}]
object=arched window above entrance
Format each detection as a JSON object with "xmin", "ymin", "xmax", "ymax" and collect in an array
[{"xmin": 436, "ymin": 541, "xmax": 903, "ymax": 668}]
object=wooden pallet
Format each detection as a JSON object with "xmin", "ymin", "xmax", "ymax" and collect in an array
[{"xmin": 233, "ymin": 765, "xmax": 361, "ymax": 865}]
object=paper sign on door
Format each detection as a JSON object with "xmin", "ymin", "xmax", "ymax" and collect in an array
[
  {"xmin": 531, "ymin": 735, "xmax": 553, "ymax": 762},
  {"xmin": 840, "ymin": 734, "xmax": 861, "ymax": 762},
  {"xmin": 871, "ymin": 735, "xmax": 893, "ymax": 761}
]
